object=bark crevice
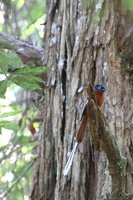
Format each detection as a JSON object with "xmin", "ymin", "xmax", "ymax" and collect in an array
[{"xmin": 60, "ymin": 58, "xmax": 67, "ymax": 143}]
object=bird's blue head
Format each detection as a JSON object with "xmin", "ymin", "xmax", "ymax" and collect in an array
[{"xmin": 94, "ymin": 85, "xmax": 107, "ymax": 91}]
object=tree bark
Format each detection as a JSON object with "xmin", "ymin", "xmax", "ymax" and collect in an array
[{"xmin": 30, "ymin": 0, "xmax": 133, "ymax": 200}]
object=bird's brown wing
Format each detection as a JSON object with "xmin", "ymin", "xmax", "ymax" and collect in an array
[{"xmin": 76, "ymin": 101, "xmax": 89, "ymax": 142}]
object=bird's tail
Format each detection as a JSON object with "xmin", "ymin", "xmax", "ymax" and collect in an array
[
  {"xmin": 63, "ymin": 101, "xmax": 89, "ymax": 176},
  {"xmin": 63, "ymin": 141, "xmax": 78, "ymax": 176}
]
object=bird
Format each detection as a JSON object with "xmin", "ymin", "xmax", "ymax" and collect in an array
[
  {"xmin": 63, "ymin": 84, "xmax": 107, "ymax": 176},
  {"xmin": 94, "ymin": 85, "xmax": 107, "ymax": 107}
]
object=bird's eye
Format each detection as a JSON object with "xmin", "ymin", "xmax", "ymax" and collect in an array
[{"xmin": 98, "ymin": 86, "xmax": 101, "ymax": 90}]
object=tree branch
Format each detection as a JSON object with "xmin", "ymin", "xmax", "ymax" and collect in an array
[{"xmin": 0, "ymin": 32, "xmax": 44, "ymax": 66}]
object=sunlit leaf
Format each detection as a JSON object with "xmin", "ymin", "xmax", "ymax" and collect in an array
[
  {"xmin": 21, "ymin": 135, "xmax": 31, "ymax": 144},
  {"xmin": 0, "ymin": 51, "xmax": 23, "ymax": 74},
  {"xmin": 11, "ymin": 75, "xmax": 41, "ymax": 90},
  {"xmin": 30, "ymin": 75, "xmax": 44, "ymax": 83},
  {"xmin": 0, "ymin": 80, "xmax": 7, "ymax": 98},
  {"xmin": 0, "ymin": 110, "xmax": 20, "ymax": 118},
  {"xmin": 14, "ymin": 66, "xmax": 48, "ymax": 75},
  {"xmin": 0, "ymin": 121, "xmax": 19, "ymax": 131}
]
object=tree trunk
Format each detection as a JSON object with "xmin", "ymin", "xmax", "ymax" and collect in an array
[{"xmin": 30, "ymin": 0, "xmax": 133, "ymax": 200}]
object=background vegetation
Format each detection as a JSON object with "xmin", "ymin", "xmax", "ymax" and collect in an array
[{"xmin": 0, "ymin": 0, "xmax": 46, "ymax": 199}]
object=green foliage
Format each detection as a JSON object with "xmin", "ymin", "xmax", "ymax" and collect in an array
[
  {"xmin": 20, "ymin": 0, "xmax": 46, "ymax": 42},
  {"xmin": 9, "ymin": 187, "xmax": 23, "ymax": 200},
  {"xmin": 11, "ymin": 74, "xmax": 42, "ymax": 91},
  {"xmin": 0, "ymin": 46, "xmax": 46, "ymax": 200},
  {"xmin": 0, "ymin": 0, "xmax": 46, "ymax": 44},
  {"xmin": 0, "ymin": 110, "xmax": 20, "ymax": 118},
  {"xmin": 10, "ymin": 66, "xmax": 48, "ymax": 90},
  {"xmin": 0, "ymin": 81, "xmax": 40, "ymax": 199},
  {"xmin": 0, "ymin": 80, "xmax": 7, "ymax": 98},
  {"xmin": 11, "ymin": 135, "xmax": 31, "ymax": 145},
  {"xmin": 14, "ymin": 66, "xmax": 48, "ymax": 75},
  {"xmin": 0, "ymin": 51, "xmax": 23, "ymax": 73},
  {"xmin": 8, "ymin": 0, "xmax": 46, "ymax": 44},
  {"xmin": 0, "ymin": 106, "xmax": 20, "ymax": 133},
  {"xmin": 0, "ymin": 0, "xmax": 47, "ymax": 199},
  {"xmin": 122, "ymin": 0, "xmax": 133, "ymax": 10},
  {"xmin": 0, "ymin": 50, "xmax": 48, "ymax": 94},
  {"xmin": 0, "ymin": 121, "xmax": 19, "ymax": 131}
]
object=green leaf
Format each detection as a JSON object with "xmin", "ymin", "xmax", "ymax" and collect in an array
[
  {"xmin": 0, "ymin": 121, "xmax": 19, "ymax": 131},
  {"xmin": 0, "ymin": 51, "xmax": 23, "ymax": 73},
  {"xmin": 14, "ymin": 66, "xmax": 48, "ymax": 75},
  {"xmin": 0, "ymin": 110, "xmax": 20, "ymax": 118},
  {"xmin": 0, "ymin": 80, "xmax": 7, "ymax": 98},
  {"xmin": 11, "ymin": 135, "xmax": 31, "ymax": 145},
  {"xmin": 0, "ymin": 51, "xmax": 10, "ymax": 73},
  {"xmin": 11, "ymin": 75, "xmax": 41, "ymax": 90},
  {"xmin": 19, "ymin": 135, "xmax": 32, "ymax": 144},
  {"xmin": 30, "ymin": 75, "xmax": 44, "ymax": 83}
]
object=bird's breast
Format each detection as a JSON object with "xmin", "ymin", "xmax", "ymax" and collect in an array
[{"xmin": 95, "ymin": 91, "xmax": 104, "ymax": 107}]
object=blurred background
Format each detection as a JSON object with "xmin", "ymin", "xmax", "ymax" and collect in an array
[{"xmin": 0, "ymin": 0, "xmax": 46, "ymax": 199}]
